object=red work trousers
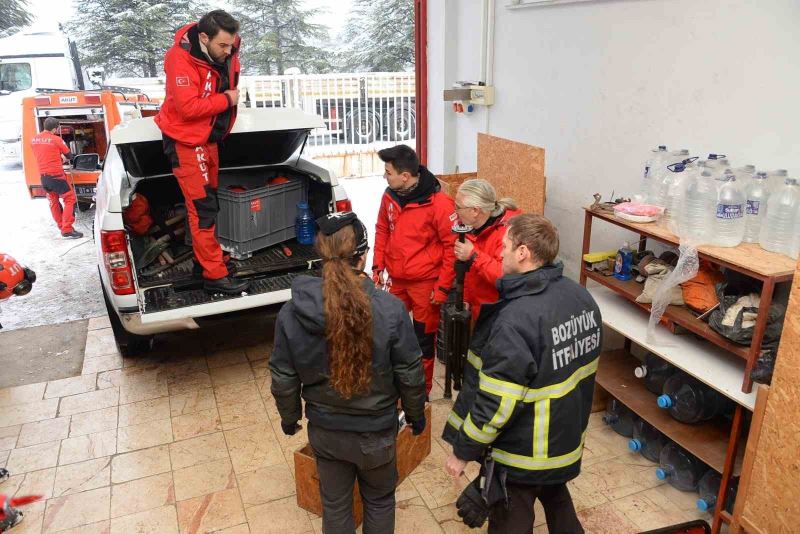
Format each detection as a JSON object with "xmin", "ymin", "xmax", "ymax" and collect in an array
[
  {"xmin": 164, "ymin": 139, "xmax": 227, "ymax": 280},
  {"xmin": 389, "ymin": 278, "xmax": 440, "ymax": 395},
  {"xmin": 41, "ymin": 174, "xmax": 76, "ymax": 234}
]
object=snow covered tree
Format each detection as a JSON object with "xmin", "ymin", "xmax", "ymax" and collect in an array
[
  {"xmin": 231, "ymin": 0, "xmax": 333, "ymax": 75},
  {"xmin": 339, "ymin": 0, "xmax": 414, "ymax": 72},
  {"xmin": 0, "ymin": 0, "xmax": 32, "ymax": 34},
  {"xmin": 69, "ymin": 0, "xmax": 207, "ymax": 77}
]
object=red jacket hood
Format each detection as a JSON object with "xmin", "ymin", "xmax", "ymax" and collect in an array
[{"xmin": 171, "ymin": 22, "xmax": 242, "ymax": 62}]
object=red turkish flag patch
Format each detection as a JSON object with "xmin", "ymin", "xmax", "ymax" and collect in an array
[{"xmin": 176, "ymin": 76, "xmax": 189, "ymax": 87}]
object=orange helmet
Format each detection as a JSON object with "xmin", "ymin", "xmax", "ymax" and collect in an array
[{"xmin": 0, "ymin": 254, "xmax": 36, "ymax": 300}]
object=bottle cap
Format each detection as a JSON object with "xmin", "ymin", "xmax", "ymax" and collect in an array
[
  {"xmin": 658, "ymin": 145, "xmax": 667, "ymax": 151},
  {"xmin": 678, "ymin": 149, "xmax": 690, "ymax": 155},
  {"xmin": 697, "ymin": 499, "xmax": 711, "ymax": 512},
  {"xmin": 628, "ymin": 439, "xmax": 642, "ymax": 452},
  {"xmin": 722, "ymin": 169, "xmax": 735, "ymax": 181},
  {"xmin": 756, "ymin": 171, "xmax": 768, "ymax": 179},
  {"xmin": 786, "ymin": 178, "xmax": 798, "ymax": 186},
  {"xmin": 634, "ymin": 366, "xmax": 647, "ymax": 378},
  {"xmin": 655, "ymin": 468, "xmax": 668, "ymax": 480},
  {"xmin": 741, "ymin": 165, "xmax": 756, "ymax": 173},
  {"xmin": 771, "ymin": 169, "xmax": 788, "ymax": 177},
  {"xmin": 657, "ymin": 394, "xmax": 673, "ymax": 409}
]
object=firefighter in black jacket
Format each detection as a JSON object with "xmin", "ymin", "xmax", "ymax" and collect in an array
[
  {"xmin": 442, "ymin": 214, "xmax": 602, "ymax": 534},
  {"xmin": 269, "ymin": 212, "xmax": 426, "ymax": 534}
]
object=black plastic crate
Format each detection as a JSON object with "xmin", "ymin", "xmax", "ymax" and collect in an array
[{"xmin": 215, "ymin": 170, "xmax": 307, "ymax": 260}]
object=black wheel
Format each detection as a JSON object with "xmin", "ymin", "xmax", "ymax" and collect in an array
[
  {"xmin": 78, "ymin": 201, "xmax": 93, "ymax": 212},
  {"xmin": 387, "ymin": 105, "xmax": 416, "ymax": 141},
  {"xmin": 344, "ymin": 108, "xmax": 380, "ymax": 144},
  {"xmin": 101, "ymin": 281, "xmax": 153, "ymax": 357}
]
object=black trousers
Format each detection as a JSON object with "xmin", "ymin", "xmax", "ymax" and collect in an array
[
  {"xmin": 308, "ymin": 423, "xmax": 398, "ymax": 534},
  {"xmin": 488, "ymin": 482, "xmax": 583, "ymax": 534}
]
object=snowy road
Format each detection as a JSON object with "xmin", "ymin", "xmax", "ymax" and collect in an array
[
  {"xmin": 0, "ymin": 161, "xmax": 386, "ymax": 332},
  {"xmin": 0, "ymin": 162, "xmax": 104, "ymax": 331}
]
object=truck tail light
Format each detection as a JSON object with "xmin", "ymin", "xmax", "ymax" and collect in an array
[
  {"xmin": 101, "ymin": 230, "xmax": 135, "ymax": 295},
  {"xmin": 335, "ymin": 199, "xmax": 352, "ymax": 213},
  {"xmin": 85, "ymin": 94, "xmax": 102, "ymax": 104},
  {"xmin": 34, "ymin": 96, "xmax": 50, "ymax": 106}
]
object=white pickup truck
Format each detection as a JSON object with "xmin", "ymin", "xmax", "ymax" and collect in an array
[{"xmin": 94, "ymin": 108, "xmax": 350, "ymax": 355}]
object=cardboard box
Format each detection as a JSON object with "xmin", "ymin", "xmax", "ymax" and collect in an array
[{"xmin": 294, "ymin": 403, "xmax": 433, "ymax": 524}]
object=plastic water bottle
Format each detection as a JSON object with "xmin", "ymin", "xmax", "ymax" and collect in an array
[
  {"xmin": 743, "ymin": 172, "xmax": 769, "ymax": 243},
  {"xmin": 696, "ymin": 472, "xmax": 739, "ymax": 513},
  {"xmin": 661, "ymin": 159, "xmax": 695, "ymax": 233},
  {"xmin": 295, "ymin": 201, "xmax": 315, "ymax": 245},
  {"xmin": 634, "ymin": 353, "xmax": 676, "ymax": 395},
  {"xmin": 602, "ymin": 398, "xmax": 637, "ymax": 437},
  {"xmin": 734, "ymin": 164, "xmax": 756, "ymax": 183},
  {"xmin": 657, "ymin": 372, "xmax": 729, "ymax": 424},
  {"xmin": 766, "ymin": 169, "xmax": 788, "ymax": 195},
  {"xmin": 639, "ymin": 145, "xmax": 668, "ymax": 203},
  {"xmin": 680, "ymin": 169, "xmax": 717, "ymax": 244},
  {"xmin": 652, "ymin": 149, "xmax": 691, "ymax": 207},
  {"xmin": 759, "ymin": 178, "xmax": 800, "ymax": 258},
  {"xmin": 713, "ymin": 170, "xmax": 746, "ymax": 247},
  {"xmin": 628, "ymin": 419, "xmax": 667, "ymax": 463},
  {"xmin": 656, "ymin": 442, "xmax": 706, "ymax": 491}
]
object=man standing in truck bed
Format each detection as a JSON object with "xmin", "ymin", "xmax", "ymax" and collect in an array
[{"xmin": 155, "ymin": 9, "xmax": 248, "ymax": 295}]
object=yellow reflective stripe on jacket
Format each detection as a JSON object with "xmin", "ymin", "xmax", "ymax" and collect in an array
[
  {"xmin": 463, "ymin": 413, "xmax": 496, "ymax": 444},
  {"xmin": 479, "ymin": 372, "xmax": 528, "ymax": 401},
  {"xmin": 467, "ymin": 351, "xmax": 482, "ymax": 370},
  {"xmin": 532, "ymin": 399, "xmax": 550, "ymax": 459},
  {"xmin": 447, "ymin": 410, "xmax": 464, "ymax": 431},
  {"xmin": 493, "ymin": 430, "xmax": 588, "ymax": 471},
  {"xmin": 523, "ymin": 357, "xmax": 599, "ymax": 403}
]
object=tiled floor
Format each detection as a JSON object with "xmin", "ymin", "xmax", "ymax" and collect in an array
[{"xmin": 0, "ymin": 315, "xmax": 713, "ymax": 534}]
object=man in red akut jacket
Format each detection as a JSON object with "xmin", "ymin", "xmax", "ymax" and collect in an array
[
  {"xmin": 373, "ymin": 145, "xmax": 456, "ymax": 395},
  {"xmin": 31, "ymin": 117, "xmax": 82, "ymax": 239},
  {"xmin": 453, "ymin": 178, "xmax": 522, "ymax": 323},
  {"xmin": 155, "ymin": 9, "xmax": 248, "ymax": 295}
]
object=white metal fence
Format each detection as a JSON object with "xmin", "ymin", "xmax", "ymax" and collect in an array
[{"xmin": 108, "ymin": 72, "xmax": 417, "ymax": 157}]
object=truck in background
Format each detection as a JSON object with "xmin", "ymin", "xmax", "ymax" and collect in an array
[
  {"xmin": 0, "ymin": 28, "xmax": 89, "ymax": 163},
  {"xmin": 21, "ymin": 89, "xmax": 159, "ymax": 210}
]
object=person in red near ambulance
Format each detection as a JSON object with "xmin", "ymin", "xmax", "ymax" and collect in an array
[
  {"xmin": 30, "ymin": 117, "xmax": 82, "ymax": 239},
  {"xmin": 453, "ymin": 179, "xmax": 521, "ymax": 323},
  {"xmin": 373, "ymin": 144, "xmax": 457, "ymax": 396},
  {"xmin": 154, "ymin": 9, "xmax": 248, "ymax": 295}
]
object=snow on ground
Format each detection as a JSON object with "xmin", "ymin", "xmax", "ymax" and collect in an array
[
  {"xmin": 0, "ymin": 162, "xmax": 104, "ymax": 331},
  {"xmin": 0, "ymin": 160, "xmax": 386, "ymax": 332}
]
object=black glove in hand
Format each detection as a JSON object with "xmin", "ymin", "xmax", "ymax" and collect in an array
[
  {"xmin": 456, "ymin": 478, "xmax": 489, "ymax": 528},
  {"xmin": 281, "ymin": 421, "xmax": 301, "ymax": 436},
  {"xmin": 409, "ymin": 416, "xmax": 426, "ymax": 436}
]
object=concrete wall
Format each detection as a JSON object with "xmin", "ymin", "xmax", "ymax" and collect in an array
[{"xmin": 427, "ymin": 0, "xmax": 800, "ymax": 278}]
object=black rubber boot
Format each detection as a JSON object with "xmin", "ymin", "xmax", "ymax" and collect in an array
[{"xmin": 204, "ymin": 276, "xmax": 250, "ymax": 295}]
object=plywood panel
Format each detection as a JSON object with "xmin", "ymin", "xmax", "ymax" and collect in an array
[
  {"xmin": 477, "ymin": 133, "xmax": 546, "ymax": 215},
  {"xmin": 738, "ymin": 257, "xmax": 800, "ymax": 533},
  {"xmin": 436, "ymin": 172, "xmax": 478, "ymax": 197}
]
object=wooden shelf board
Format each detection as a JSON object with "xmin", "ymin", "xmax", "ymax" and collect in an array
[
  {"xmin": 585, "ymin": 208, "xmax": 796, "ymax": 280},
  {"xmin": 596, "ymin": 350, "xmax": 743, "ymax": 476},
  {"xmin": 583, "ymin": 269, "xmax": 749, "ymax": 360},
  {"xmin": 720, "ymin": 510, "xmax": 733, "ymax": 524},
  {"xmin": 589, "ymin": 283, "xmax": 757, "ymax": 410}
]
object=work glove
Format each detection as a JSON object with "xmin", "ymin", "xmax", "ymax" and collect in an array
[
  {"xmin": 456, "ymin": 478, "xmax": 489, "ymax": 528},
  {"xmin": 281, "ymin": 421, "xmax": 301, "ymax": 436},
  {"xmin": 409, "ymin": 415, "xmax": 426, "ymax": 436}
]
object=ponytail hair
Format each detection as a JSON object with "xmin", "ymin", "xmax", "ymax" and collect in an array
[
  {"xmin": 316, "ymin": 225, "xmax": 373, "ymax": 399},
  {"xmin": 458, "ymin": 178, "xmax": 517, "ymax": 217}
]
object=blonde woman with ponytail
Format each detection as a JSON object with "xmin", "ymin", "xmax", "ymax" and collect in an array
[
  {"xmin": 453, "ymin": 179, "xmax": 522, "ymax": 321},
  {"xmin": 269, "ymin": 212, "xmax": 426, "ymax": 534}
]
